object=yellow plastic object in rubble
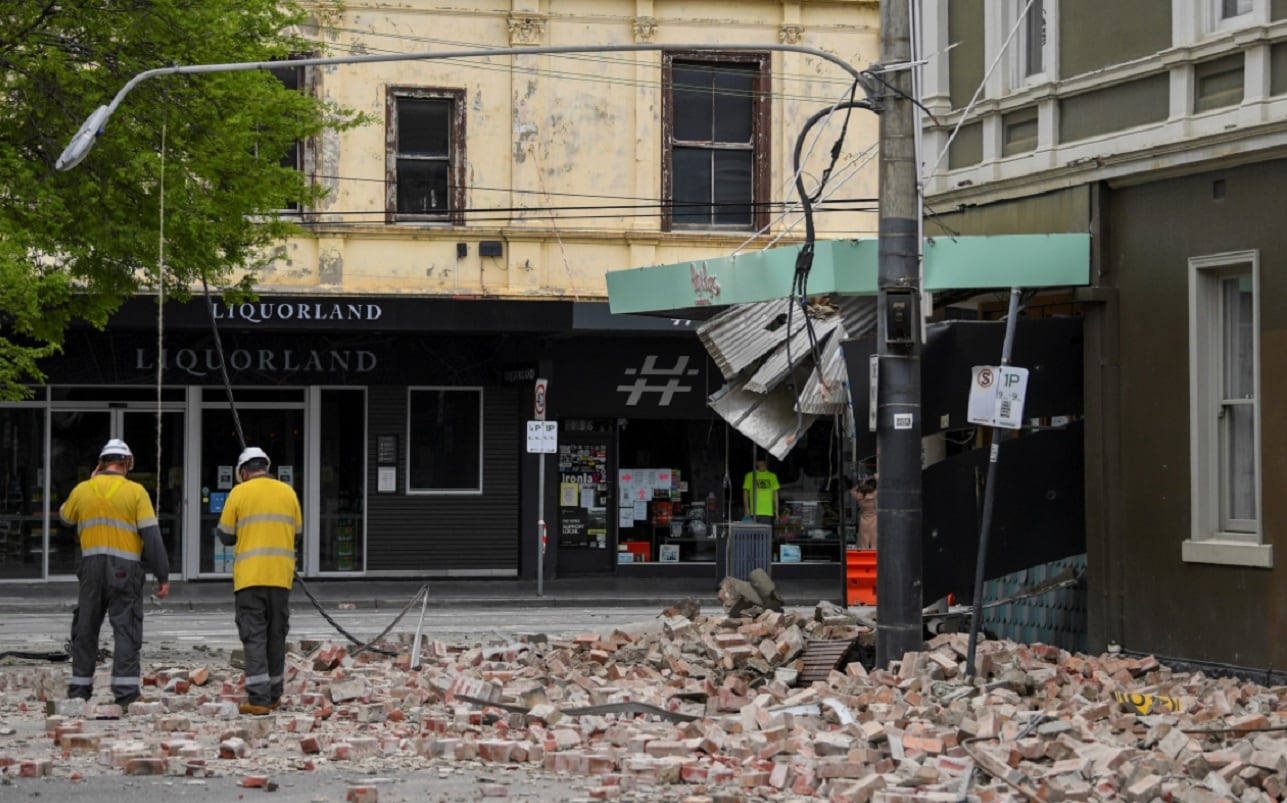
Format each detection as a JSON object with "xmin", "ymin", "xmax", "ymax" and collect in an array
[{"xmin": 1114, "ymin": 692, "xmax": 1181, "ymax": 715}]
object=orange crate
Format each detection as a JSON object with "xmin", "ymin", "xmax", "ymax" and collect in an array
[{"xmin": 845, "ymin": 549, "xmax": 877, "ymax": 605}]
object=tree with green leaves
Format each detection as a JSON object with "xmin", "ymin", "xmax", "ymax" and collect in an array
[{"xmin": 0, "ymin": 0, "xmax": 366, "ymax": 399}]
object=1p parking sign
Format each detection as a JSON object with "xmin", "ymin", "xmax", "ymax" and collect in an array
[{"xmin": 967, "ymin": 365, "xmax": 1029, "ymax": 429}]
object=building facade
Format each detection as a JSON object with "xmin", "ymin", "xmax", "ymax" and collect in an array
[
  {"xmin": 919, "ymin": 0, "xmax": 1287, "ymax": 675},
  {"xmin": 0, "ymin": 1, "xmax": 881, "ymax": 583}
]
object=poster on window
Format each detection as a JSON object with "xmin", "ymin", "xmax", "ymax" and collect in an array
[
  {"xmin": 560, "ymin": 441, "xmax": 608, "ymax": 549},
  {"xmin": 560, "ymin": 511, "xmax": 589, "ymax": 547},
  {"xmin": 560, "ymin": 482, "xmax": 579, "ymax": 506}
]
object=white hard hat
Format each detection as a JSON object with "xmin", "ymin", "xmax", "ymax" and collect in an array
[
  {"xmin": 99, "ymin": 438, "xmax": 133, "ymax": 460},
  {"xmin": 236, "ymin": 446, "xmax": 271, "ymax": 475}
]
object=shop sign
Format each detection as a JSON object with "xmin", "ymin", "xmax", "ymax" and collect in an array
[
  {"xmin": 210, "ymin": 301, "xmax": 383, "ymax": 324},
  {"xmin": 135, "ymin": 347, "xmax": 377, "ymax": 378},
  {"xmin": 550, "ymin": 341, "xmax": 712, "ymax": 419},
  {"xmin": 689, "ymin": 261, "xmax": 721, "ymax": 306},
  {"xmin": 616, "ymin": 355, "xmax": 700, "ymax": 407}
]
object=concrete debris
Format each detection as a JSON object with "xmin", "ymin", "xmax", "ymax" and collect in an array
[
  {"xmin": 3, "ymin": 606, "xmax": 1287, "ymax": 802},
  {"xmin": 718, "ymin": 569, "xmax": 785, "ymax": 617}
]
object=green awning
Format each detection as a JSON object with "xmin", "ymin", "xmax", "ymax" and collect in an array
[{"xmin": 606, "ymin": 233, "xmax": 1090, "ymax": 314}]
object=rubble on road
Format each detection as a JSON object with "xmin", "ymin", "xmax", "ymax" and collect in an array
[{"xmin": 2, "ymin": 599, "xmax": 1286, "ymax": 802}]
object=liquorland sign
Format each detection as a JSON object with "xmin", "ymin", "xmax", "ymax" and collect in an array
[
  {"xmin": 210, "ymin": 302, "xmax": 384, "ymax": 324},
  {"xmin": 135, "ymin": 347, "xmax": 378, "ymax": 378},
  {"xmin": 105, "ymin": 295, "xmax": 579, "ymax": 332}
]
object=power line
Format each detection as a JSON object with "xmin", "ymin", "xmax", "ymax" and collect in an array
[
  {"xmin": 310, "ymin": 37, "xmax": 864, "ymax": 104},
  {"xmin": 282, "ymin": 203, "xmax": 879, "ymax": 227},
  {"xmin": 304, "ymin": 172, "xmax": 876, "ymax": 207}
]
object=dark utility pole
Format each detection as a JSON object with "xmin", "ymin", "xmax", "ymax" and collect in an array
[{"xmin": 874, "ymin": 0, "xmax": 924, "ymax": 668}]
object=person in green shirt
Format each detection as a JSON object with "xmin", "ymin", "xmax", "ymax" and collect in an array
[{"xmin": 742, "ymin": 458, "xmax": 780, "ymax": 523}]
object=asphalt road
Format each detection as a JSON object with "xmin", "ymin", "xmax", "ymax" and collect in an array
[{"xmin": 0, "ymin": 602, "xmax": 679, "ymax": 653}]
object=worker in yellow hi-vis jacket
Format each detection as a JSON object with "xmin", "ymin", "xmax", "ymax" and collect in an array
[
  {"xmin": 60, "ymin": 439, "xmax": 170, "ymax": 706},
  {"xmin": 216, "ymin": 446, "xmax": 301, "ymax": 717}
]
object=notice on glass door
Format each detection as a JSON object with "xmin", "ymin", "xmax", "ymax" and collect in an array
[{"xmin": 560, "ymin": 482, "xmax": 579, "ymax": 506}]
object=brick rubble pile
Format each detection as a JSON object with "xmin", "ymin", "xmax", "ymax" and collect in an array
[{"xmin": 1, "ymin": 601, "xmax": 1286, "ymax": 802}]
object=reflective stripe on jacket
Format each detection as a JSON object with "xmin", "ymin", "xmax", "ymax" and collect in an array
[
  {"xmin": 217, "ymin": 476, "xmax": 301, "ymax": 591},
  {"xmin": 59, "ymin": 474, "xmax": 157, "ymax": 561}
]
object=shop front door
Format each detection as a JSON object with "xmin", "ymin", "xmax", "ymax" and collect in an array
[
  {"xmin": 196, "ymin": 406, "xmax": 305, "ymax": 577},
  {"xmin": 48, "ymin": 407, "xmax": 185, "ymax": 578},
  {"xmin": 122, "ymin": 411, "xmax": 185, "ymax": 577},
  {"xmin": 47, "ymin": 410, "xmax": 111, "ymax": 576},
  {"xmin": 554, "ymin": 426, "xmax": 616, "ymax": 573}
]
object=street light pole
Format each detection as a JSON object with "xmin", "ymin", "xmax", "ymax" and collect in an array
[
  {"xmin": 57, "ymin": 42, "xmax": 868, "ymax": 170},
  {"xmin": 874, "ymin": 0, "xmax": 924, "ymax": 668}
]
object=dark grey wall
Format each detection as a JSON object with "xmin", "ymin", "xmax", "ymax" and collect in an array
[
  {"xmin": 365, "ymin": 386, "xmax": 522, "ymax": 573},
  {"xmin": 928, "ymin": 172, "xmax": 1287, "ymax": 673},
  {"xmin": 1107, "ymin": 160, "xmax": 1287, "ymax": 670},
  {"xmin": 948, "ymin": 0, "xmax": 984, "ymax": 110},
  {"xmin": 1059, "ymin": 74, "xmax": 1169, "ymax": 144},
  {"xmin": 1061, "ymin": 0, "xmax": 1171, "ymax": 78}
]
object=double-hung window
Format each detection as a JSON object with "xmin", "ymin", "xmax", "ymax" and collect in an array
[
  {"xmin": 268, "ymin": 57, "xmax": 308, "ymax": 213},
  {"xmin": 1209, "ymin": 0, "xmax": 1256, "ymax": 34},
  {"xmin": 1008, "ymin": 0, "xmax": 1052, "ymax": 89},
  {"xmin": 1220, "ymin": 0, "xmax": 1252, "ymax": 20},
  {"xmin": 387, "ymin": 88, "xmax": 466, "ymax": 224},
  {"xmin": 406, "ymin": 387, "xmax": 483, "ymax": 494},
  {"xmin": 662, "ymin": 52, "xmax": 770, "ymax": 231},
  {"xmin": 1184, "ymin": 251, "xmax": 1270, "ymax": 567}
]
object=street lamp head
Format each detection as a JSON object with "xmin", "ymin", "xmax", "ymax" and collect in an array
[{"xmin": 56, "ymin": 105, "xmax": 112, "ymax": 171}]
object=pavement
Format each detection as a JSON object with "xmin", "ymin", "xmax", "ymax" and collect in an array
[{"xmin": 0, "ymin": 574, "xmax": 842, "ymax": 614}]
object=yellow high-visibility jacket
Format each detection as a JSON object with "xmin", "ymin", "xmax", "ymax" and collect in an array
[
  {"xmin": 216, "ymin": 475, "xmax": 302, "ymax": 591},
  {"xmin": 59, "ymin": 472, "xmax": 169, "ymax": 580}
]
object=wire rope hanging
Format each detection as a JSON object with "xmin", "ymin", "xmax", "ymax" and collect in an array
[{"xmin": 154, "ymin": 115, "xmax": 167, "ymax": 514}]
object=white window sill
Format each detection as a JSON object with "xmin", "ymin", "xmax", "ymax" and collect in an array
[{"xmin": 1182, "ymin": 538, "xmax": 1273, "ymax": 568}]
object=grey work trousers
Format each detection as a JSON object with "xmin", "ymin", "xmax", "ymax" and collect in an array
[
  {"xmin": 67, "ymin": 556, "xmax": 146, "ymax": 704},
  {"xmin": 235, "ymin": 586, "xmax": 291, "ymax": 706}
]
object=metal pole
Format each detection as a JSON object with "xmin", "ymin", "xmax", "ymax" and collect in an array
[
  {"xmin": 874, "ymin": 0, "xmax": 925, "ymax": 668},
  {"xmin": 408, "ymin": 587, "xmax": 429, "ymax": 671},
  {"xmin": 965, "ymin": 287, "xmax": 1023, "ymax": 678},
  {"xmin": 538, "ymin": 453, "xmax": 546, "ymax": 597}
]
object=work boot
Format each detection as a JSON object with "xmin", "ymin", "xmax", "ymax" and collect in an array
[
  {"xmin": 267, "ymin": 700, "xmax": 282, "ymax": 711},
  {"xmin": 239, "ymin": 702, "xmax": 272, "ymax": 716}
]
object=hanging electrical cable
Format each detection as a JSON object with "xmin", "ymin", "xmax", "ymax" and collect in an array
[
  {"xmin": 782, "ymin": 87, "xmax": 876, "ymax": 444},
  {"xmin": 200, "ymin": 278, "xmax": 246, "ymax": 451},
  {"xmin": 198, "ymin": 279, "xmax": 427, "ymax": 656},
  {"xmin": 154, "ymin": 114, "xmax": 167, "ymax": 513}
]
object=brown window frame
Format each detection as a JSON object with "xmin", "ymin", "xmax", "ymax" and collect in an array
[
  {"xmin": 267, "ymin": 53, "xmax": 315, "ymax": 217},
  {"xmin": 386, "ymin": 87, "xmax": 467, "ymax": 225},
  {"xmin": 661, "ymin": 50, "xmax": 772, "ymax": 232}
]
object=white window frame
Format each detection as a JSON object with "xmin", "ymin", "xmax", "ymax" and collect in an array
[
  {"xmin": 1183, "ymin": 250, "xmax": 1270, "ymax": 568},
  {"xmin": 1007, "ymin": 0, "xmax": 1055, "ymax": 90},
  {"xmin": 405, "ymin": 386, "xmax": 484, "ymax": 496},
  {"xmin": 1205, "ymin": 0, "xmax": 1262, "ymax": 35}
]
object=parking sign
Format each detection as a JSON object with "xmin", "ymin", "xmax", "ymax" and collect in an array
[{"xmin": 967, "ymin": 365, "xmax": 1029, "ymax": 429}]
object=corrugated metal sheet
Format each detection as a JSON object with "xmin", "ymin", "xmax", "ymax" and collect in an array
[
  {"xmin": 797, "ymin": 330, "xmax": 850, "ymax": 415},
  {"xmin": 836, "ymin": 296, "xmax": 878, "ymax": 339},
  {"xmin": 708, "ymin": 380, "xmax": 816, "ymax": 460},
  {"xmin": 698, "ymin": 296, "xmax": 873, "ymax": 455},
  {"xmin": 697, "ymin": 299, "xmax": 793, "ymax": 380},
  {"xmin": 744, "ymin": 316, "xmax": 843, "ymax": 394}
]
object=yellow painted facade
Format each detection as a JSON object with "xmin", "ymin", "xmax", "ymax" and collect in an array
[{"xmin": 256, "ymin": 0, "xmax": 881, "ymax": 298}]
